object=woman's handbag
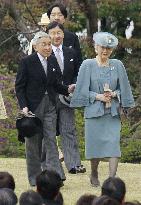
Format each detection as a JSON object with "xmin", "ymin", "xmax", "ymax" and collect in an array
[{"xmin": 0, "ymin": 90, "xmax": 7, "ymax": 119}]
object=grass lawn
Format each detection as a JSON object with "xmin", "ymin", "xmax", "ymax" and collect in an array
[{"xmin": 0, "ymin": 158, "xmax": 141, "ymax": 205}]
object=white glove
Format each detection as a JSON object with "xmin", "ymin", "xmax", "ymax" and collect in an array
[{"xmin": 22, "ymin": 107, "xmax": 29, "ymax": 114}]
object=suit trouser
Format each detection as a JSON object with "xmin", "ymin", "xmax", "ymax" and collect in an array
[
  {"xmin": 41, "ymin": 101, "xmax": 81, "ymax": 171},
  {"xmin": 57, "ymin": 101, "xmax": 81, "ymax": 171},
  {"xmin": 25, "ymin": 95, "xmax": 65, "ymax": 186}
]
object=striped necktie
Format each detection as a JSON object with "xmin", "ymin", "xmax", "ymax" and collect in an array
[
  {"xmin": 42, "ymin": 58, "xmax": 47, "ymax": 75},
  {"xmin": 55, "ymin": 48, "xmax": 64, "ymax": 73}
]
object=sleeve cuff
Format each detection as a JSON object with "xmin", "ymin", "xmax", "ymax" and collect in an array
[{"xmin": 89, "ymin": 91, "xmax": 98, "ymax": 103}]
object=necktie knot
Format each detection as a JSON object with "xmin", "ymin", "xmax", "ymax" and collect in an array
[{"xmin": 56, "ymin": 48, "xmax": 60, "ymax": 53}]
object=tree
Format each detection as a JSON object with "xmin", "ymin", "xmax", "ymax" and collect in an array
[
  {"xmin": 0, "ymin": 0, "xmax": 32, "ymax": 40},
  {"xmin": 76, "ymin": 0, "xmax": 98, "ymax": 36}
]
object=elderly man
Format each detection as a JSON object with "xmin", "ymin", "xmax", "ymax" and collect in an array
[{"xmin": 15, "ymin": 31, "xmax": 74, "ymax": 186}]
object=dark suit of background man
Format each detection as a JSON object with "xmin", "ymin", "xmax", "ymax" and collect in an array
[
  {"xmin": 46, "ymin": 21, "xmax": 86, "ymax": 174},
  {"xmin": 47, "ymin": 2, "xmax": 82, "ymax": 67},
  {"xmin": 15, "ymin": 31, "xmax": 74, "ymax": 186}
]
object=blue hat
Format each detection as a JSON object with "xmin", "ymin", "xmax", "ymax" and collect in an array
[{"xmin": 93, "ymin": 32, "xmax": 118, "ymax": 48}]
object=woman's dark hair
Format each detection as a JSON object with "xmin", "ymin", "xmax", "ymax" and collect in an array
[
  {"xmin": 36, "ymin": 170, "xmax": 62, "ymax": 200},
  {"xmin": 76, "ymin": 194, "xmax": 97, "ymax": 205},
  {"xmin": 0, "ymin": 188, "xmax": 17, "ymax": 205},
  {"xmin": 19, "ymin": 190, "xmax": 43, "ymax": 205},
  {"xmin": 55, "ymin": 192, "xmax": 64, "ymax": 205},
  {"xmin": 92, "ymin": 195, "xmax": 120, "ymax": 205},
  {"xmin": 124, "ymin": 201, "xmax": 141, "ymax": 205},
  {"xmin": 101, "ymin": 177, "xmax": 126, "ymax": 203},
  {"xmin": 47, "ymin": 3, "xmax": 67, "ymax": 18},
  {"xmin": 0, "ymin": 172, "xmax": 15, "ymax": 191},
  {"xmin": 46, "ymin": 21, "xmax": 64, "ymax": 33}
]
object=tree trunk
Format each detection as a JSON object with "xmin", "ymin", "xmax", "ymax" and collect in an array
[
  {"xmin": 86, "ymin": 0, "xmax": 98, "ymax": 37},
  {"xmin": 76, "ymin": 0, "xmax": 98, "ymax": 37},
  {"xmin": 0, "ymin": 0, "xmax": 32, "ymax": 40},
  {"xmin": 0, "ymin": 1, "xmax": 8, "ymax": 27}
]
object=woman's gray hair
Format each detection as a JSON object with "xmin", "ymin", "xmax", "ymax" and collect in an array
[{"xmin": 32, "ymin": 31, "xmax": 50, "ymax": 45}]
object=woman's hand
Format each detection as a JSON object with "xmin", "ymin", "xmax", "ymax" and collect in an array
[
  {"xmin": 104, "ymin": 91, "xmax": 116, "ymax": 98},
  {"xmin": 96, "ymin": 94, "xmax": 111, "ymax": 103}
]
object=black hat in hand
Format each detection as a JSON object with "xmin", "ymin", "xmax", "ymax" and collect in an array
[{"xmin": 16, "ymin": 111, "xmax": 43, "ymax": 142}]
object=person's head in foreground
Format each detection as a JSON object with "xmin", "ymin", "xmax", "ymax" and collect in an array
[
  {"xmin": 0, "ymin": 172, "xmax": 15, "ymax": 191},
  {"xmin": 101, "ymin": 177, "xmax": 126, "ymax": 204},
  {"xmin": 19, "ymin": 190, "xmax": 43, "ymax": 205},
  {"xmin": 92, "ymin": 195, "xmax": 120, "ymax": 205},
  {"xmin": 0, "ymin": 188, "xmax": 17, "ymax": 205},
  {"xmin": 36, "ymin": 170, "xmax": 63, "ymax": 201},
  {"xmin": 76, "ymin": 194, "xmax": 97, "ymax": 205}
]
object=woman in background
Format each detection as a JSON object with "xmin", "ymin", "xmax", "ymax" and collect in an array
[{"xmin": 70, "ymin": 32, "xmax": 134, "ymax": 187}]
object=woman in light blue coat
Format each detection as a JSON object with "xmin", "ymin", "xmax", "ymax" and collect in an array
[{"xmin": 70, "ymin": 32, "xmax": 135, "ymax": 187}]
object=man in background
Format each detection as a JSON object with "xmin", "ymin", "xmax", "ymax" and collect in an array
[
  {"xmin": 46, "ymin": 21, "xmax": 86, "ymax": 174},
  {"xmin": 47, "ymin": 2, "xmax": 82, "ymax": 67}
]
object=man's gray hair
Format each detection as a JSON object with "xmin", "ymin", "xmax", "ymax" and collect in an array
[{"xmin": 32, "ymin": 31, "xmax": 50, "ymax": 45}]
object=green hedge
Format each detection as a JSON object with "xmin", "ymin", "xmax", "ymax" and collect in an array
[{"xmin": 121, "ymin": 140, "xmax": 141, "ymax": 163}]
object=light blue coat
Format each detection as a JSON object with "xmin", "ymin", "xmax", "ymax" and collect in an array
[{"xmin": 70, "ymin": 59, "xmax": 135, "ymax": 118}]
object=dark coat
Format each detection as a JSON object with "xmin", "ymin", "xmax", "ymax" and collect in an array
[
  {"xmin": 63, "ymin": 29, "xmax": 82, "ymax": 66},
  {"xmin": 15, "ymin": 52, "xmax": 68, "ymax": 112},
  {"xmin": 52, "ymin": 45, "xmax": 80, "ymax": 136},
  {"xmin": 52, "ymin": 45, "xmax": 80, "ymax": 85}
]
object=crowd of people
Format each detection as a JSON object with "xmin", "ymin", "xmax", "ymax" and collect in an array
[
  {"xmin": 0, "ymin": 1, "xmax": 136, "ymax": 205},
  {"xmin": 0, "ymin": 171, "xmax": 140, "ymax": 205}
]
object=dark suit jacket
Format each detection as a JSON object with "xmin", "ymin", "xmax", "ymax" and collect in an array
[
  {"xmin": 52, "ymin": 45, "xmax": 80, "ymax": 85},
  {"xmin": 53, "ymin": 45, "xmax": 80, "ymax": 136},
  {"xmin": 15, "ymin": 52, "xmax": 68, "ymax": 112},
  {"xmin": 63, "ymin": 29, "xmax": 82, "ymax": 66}
]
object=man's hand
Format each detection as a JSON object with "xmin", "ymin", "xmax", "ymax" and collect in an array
[
  {"xmin": 68, "ymin": 84, "xmax": 76, "ymax": 93},
  {"xmin": 22, "ymin": 107, "xmax": 29, "ymax": 114}
]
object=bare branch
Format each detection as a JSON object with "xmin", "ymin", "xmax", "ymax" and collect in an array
[
  {"xmin": 0, "ymin": 30, "xmax": 40, "ymax": 48},
  {"xmin": 24, "ymin": 1, "xmax": 39, "ymax": 27}
]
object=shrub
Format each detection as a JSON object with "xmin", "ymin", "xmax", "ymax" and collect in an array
[
  {"xmin": 121, "ymin": 139, "xmax": 141, "ymax": 163},
  {"xmin": 0, "ymin": 65, "xmax": 25, "ymax": 158},
  {"xmin": 75, "ymin": 109, "xmax": 85, "ymax": 160}
]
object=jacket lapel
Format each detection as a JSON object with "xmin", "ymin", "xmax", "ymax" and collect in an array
[
  {"xmin": 51, "ymin": 46, "xmax": 70, "ymax": 76},
  {"xmin": 46, "ymin": 55, "xmax": 57, "ymax": 84},
  {"xmin": 62, "ymin": 46, "xmax": 70, "ymax": 76},
  {"xmin": 52, "ymin": 50, "xmax": 55, "ymax": 56},
  {"xmin": 52, "ymin": 48, "xmax": 65, "ymax": 75},
  {"xmin": 31, "ymin": 52, "xmax": 47, "ymax": 81}
]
